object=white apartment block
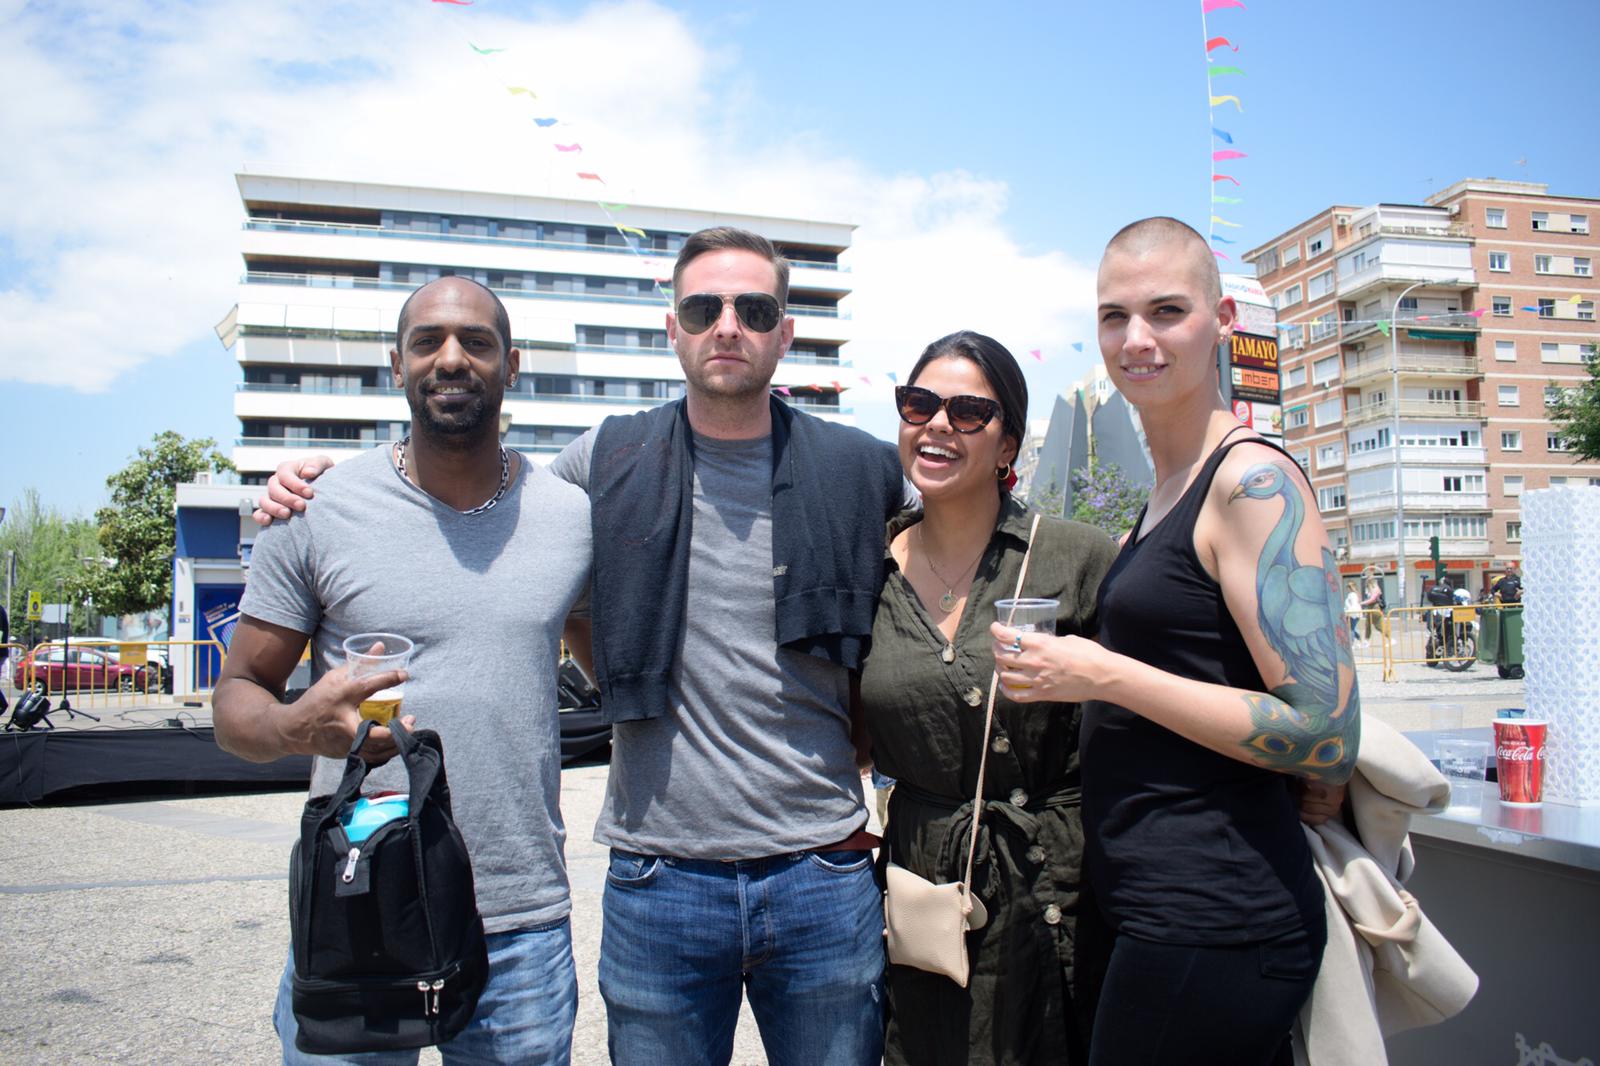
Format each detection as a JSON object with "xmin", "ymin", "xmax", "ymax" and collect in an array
[{"xmin": 216, "ymin": 168, "xmax": 858, "ymax": 483}]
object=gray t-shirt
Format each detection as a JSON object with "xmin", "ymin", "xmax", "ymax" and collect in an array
[
  {"xmin": 551, "ymin": 428, "xmax": 871, "ymax": 859},
  {"xmin": 241, "ymin": 446, "xmax": 592, "ymax": 932}
]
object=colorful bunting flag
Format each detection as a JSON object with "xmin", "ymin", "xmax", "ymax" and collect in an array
[
  {"xmin": 1209, "ymin": 95, "xmax": 1243, "ymax": 111},
  {"xmin": 1210, "ymin": 234, "xmax": 1236, "ymax": 244},
  {"xmin": 470, "ymin": 44, "xmax": 506, "ymax": 55},
  {"xmin": 1212, "ymin": 126, "xmax": 1234, "ymax": 143},
  {"xmin": 432, "ymin": 0, "xmax": 473, "ymax": 5},
  {"xmin": 1029, "ymin": 349, "xmax": 1045, "ymax": 363},
  {"xmin": 1468, "ymin": 309, "xmax": 1487, "ymax": 317},
  {"xmin": 555, "ymin": 143, "xmax": 582, "ymax": 152},
  {"xmin": 1571, "ymin": 294, "xmax": 1584, "ymax": 304},
  {"xmin": 1213, "ymin": 251, "xmax": 1230, "ymax": 260},
  {"xmin": 507, "ymin": 87, "xmax": 536, "ymax": 97},
  {"xmin": 1207, "ymin": 66, "xmax": 1245, "ymax": 78},
  {"xmin": 1376, "ymin": 321, "xmax": 1391, "ymax": 337},
  {"xmin": 533, "ymin": 117, "xmax": 558, "ymax": 127},
  {"xmin": 887, "ymin": 372, "xmax": 898, "ymax": 384},
  {"xmin": 599, "ymin": 202, "xmax": 629, "ymax": 212},
  {"xmin": 1206, "ymin": 36, "xmax": 1239, "ymax": 52},
  {"xmin": 617, "ymin": 225, "xmax": 647, "ymax": 239},
  {"xmin": 1213, "ymin": 195, "xmax": 1242, "ymax": 204},
  {"xmin": 1520, "ymin": 306, "xmax": 1539, "ymax": 312},
  {"xmin": 1211, "ymin": 215, "xmax": 1242, "ymax": 228},
  {"xmin": 1212, "ymin": 150, "xmax": 1247, "ymax": 161},
  {"xmin": 776, "ymin": 386, "xmax": 791, "ymax": 396},
  {"xmin": 1213, "ymin": 174, "xmax": 1241, "ymax": 185},
  {"xmin": 577, "ymin": 172, "xmax": 604, "ymax": 183},
  {"xmin": 1071, "ymin": 342, "xmax": 1084, "ymax": 352},
  {"xmin": 1201, "ymin": 0, "xmax": 1247, "ymax": 11}
]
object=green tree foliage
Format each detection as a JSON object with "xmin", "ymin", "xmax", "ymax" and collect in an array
[
  {"xmin": 1070, "ymin": 462, "xmax": 1149, "ymax": 539},
  {"xmin": 0, "ymin": 489, "xmax": 101, "ymax": 634},
  {"xmin": 80, "ymin": 432, "xmax": 234, "ymax": 616},
  {"xmin": 1548, "ymin": 343, "xmax": 1600, "ymax": 463}
]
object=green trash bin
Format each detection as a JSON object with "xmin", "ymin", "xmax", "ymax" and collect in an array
[
  {"xmin": 1498, "ymin": 606, "xmax": 1524, "ymax": 678},
  {"xmin": 1477, "ymin": 606, "xmax": 1499, "ymax": 664}
]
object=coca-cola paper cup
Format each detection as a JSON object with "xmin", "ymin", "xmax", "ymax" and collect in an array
[{"xmin": 1494, "ymin": 718, "xmax": 1548, "ymax": 806}]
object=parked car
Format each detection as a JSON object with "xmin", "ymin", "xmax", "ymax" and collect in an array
[{"xmin": 13, "ymin": 643, "xmax": 150, "ymax": 695}]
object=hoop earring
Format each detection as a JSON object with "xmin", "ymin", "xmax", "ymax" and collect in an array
[{"xmin": 996, "ymin": 463, "xmax": 1013, "ymax": 481}]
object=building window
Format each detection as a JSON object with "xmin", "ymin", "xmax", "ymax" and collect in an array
[
  {"xmin": 1306, "ymin": 228, "xmax": 1332, "ymax": 257},
  {"xmin": 1444, "ymin": 515, "xmax": 1487, "ymax": 538},
  {"xmin": 1534, "ymin": 255, "xmax": 1553, "ymax": 274},
  {"xmin": 1313, "ymin": 397, "xmax": 1342, "ymax": 427},
  {"xmin": 1492, "ymin": 296, "xmax": 1512, "ymax": 316},
  {"xmin": 1274, "ymin": 284, "xmax": 1303, "ymax": 309},
  {"xmin": 1505, "ymin": 475, "xmax": 1523, "ymax": 496},
  {"xmin": 1572, "ymin": 214, "xmax": 1591, "ymax": 235},
  {"xmin": 1532, "ymin": 211, "xmax": 1549, "ymax": 231},
  {"xmin": 1548, "ymin": 432, "xmax": 1569, "ymax": 452},
  {"xmin": 1575, "ymin": 257, "xmax": 1592, "ymax": 277},
  {"xmin": 1497, "ymin": 385, "xmax": 1519, "ymax": 405},
  {"xmin": 1318, "ymin": 485, "xmax": 1346, "ymax": 511},
  {"xmin": 1545, "ymin": 386, "xmax": 1567, "ymax": 407},
  {"xmin": 1310, "ymin": 312, "xmax": 1338, "ymax": 342},
  {"xmin": 1485, "ymin": 207, "xmax": 1507, "ymax": 228},
  {"xmin": 1280, "ymin": 323, "xmax": 1305, "ymax": 349},
  {"xmin": 1579, "ymin": 301, "xmax": 1595, "ymax": 321},
  {"xmin": 1288, "ymin": 406, "xmax": 1310, "ymax": 430},
  {"xmin": 1284, "ymin": 365, "xmax": 1307, "ymax": 389},
  {"xmin": 1507, "ymin": 521, "xmax": 1522, "ymax": 542},
  {"xmin": 1398, "ymin": 296, "xmax": 1419, "ymax": 313},
  {"xmin": 1255, "ymin": 248, "xmax": 1279, "ymax": 275},
  {"xmin": 1501, "ymin": 430, "xmax": 1522, "ymax": 451},
  {"xmin": 1538, "ymin": 299, "xmax": 1556, "ymax": 318},
  {"xmin": 1282, "ymin": 242, "xmax": 1301, "ymax": 266},
  {"xmin": 1541, "ymin": 342, "xmax": 1560, "ymax": 361},
  {"xmin": 1494, "ymin": 339, "xmax": 1516, "ymax": 361},
  {"xmin": 1308, "ymin": 270, "xmax": 1335, "ymax": 301},
  {"xmin": 1317, "ymin": 443, "xmax": 1344, "ymax": 468},
  {"xmin": 1488, "ymin": 252, "xmax": 1509, "ymax": 272},
  {"xmin": 1442, "ymin": 476, "xmax": 1463, "ymax": 493},
  {"xmin": 1312, "ymin": 355, "xmax": 1340, "ymax": 385},
  {"xmin": 1292, "ymin": 451, "xmax": 1311, "ymax": 474}
]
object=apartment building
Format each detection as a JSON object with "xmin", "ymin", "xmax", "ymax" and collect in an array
[
  {"xmin": 1245, "ymin": 180, "xmax": 1598, "ymax": 603},
  {"xmin": 215, "ymin": 168, "xmax": 858, "ymax": 483}
]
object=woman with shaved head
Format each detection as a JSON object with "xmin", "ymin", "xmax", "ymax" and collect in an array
[{"xmin": 991, "ymin": 218, "xmax": 1357, "ymax": 1065}]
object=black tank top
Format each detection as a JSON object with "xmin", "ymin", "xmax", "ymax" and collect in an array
[{"xmin": 1080, "ymin": 436, "xmax": 1323, "ymax": 945}]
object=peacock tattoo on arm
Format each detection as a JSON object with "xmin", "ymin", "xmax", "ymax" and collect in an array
[{"xmin": 1227, "ymin": 461, "xmax": 1361, "ymax": 782}]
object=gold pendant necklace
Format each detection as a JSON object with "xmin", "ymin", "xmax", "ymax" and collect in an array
[{"xmin": 916, "ymin": 524, "xmax": 987, "ymax": 615}]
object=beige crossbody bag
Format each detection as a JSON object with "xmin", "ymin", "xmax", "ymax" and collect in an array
[{"xmin": 882, "ymin": 514, "xmax": 1042, "ymax": 988}]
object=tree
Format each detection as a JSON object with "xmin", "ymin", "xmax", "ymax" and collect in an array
[
  {"xmin": 1029, "ymin": 479, "xmax": 1067, "ymax": 519},
  {"xmin": 80, "ymin": 432, "xmax": 234, "ymax": 616},
  {"xmin": 0, "ymin": 489, "xmax": 102, "ymax": 635},
  {"xmin": 1548, "ymin": 342, "xmax": 1600, "ymax": 463},
  {"xmin": 1070, "ymin": 462, "xmax": 1149, "ymax": 539}
]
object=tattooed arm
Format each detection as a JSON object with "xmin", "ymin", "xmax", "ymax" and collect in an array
[{"xmin": 992, "ymin": 444, "xmax": 1360, "ymax": 784}]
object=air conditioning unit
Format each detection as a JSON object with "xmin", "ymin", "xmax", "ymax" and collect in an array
[
  {"xmin": 1446, "ymin": 204, "xmax": 1460, "ymax": 216},
  {"xmin": 1335, "ymin": 214, "xmax": 1351, "ymax": 227}
]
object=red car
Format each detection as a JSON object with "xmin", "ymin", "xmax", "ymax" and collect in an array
[{"xmin": 13, "ymin": 644, "xmax": 149, "ymax": 695}]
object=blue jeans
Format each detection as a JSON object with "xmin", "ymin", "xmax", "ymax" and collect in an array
[
  {"xmin": 600, "ymin": 848, "xmax": 886, "ymax": 1066},
  {"xmin": 273, "ymin": 918, "xmax": 578, "ymax": 1065}
]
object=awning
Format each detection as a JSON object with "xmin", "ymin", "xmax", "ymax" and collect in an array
[{"xmin": 1406, "ymin": 328, "xmax": 1471, "ymax": 340}]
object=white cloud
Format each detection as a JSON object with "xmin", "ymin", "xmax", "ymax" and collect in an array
[{"xmin": 0, "ymin": 0, "xmax": 1099, "ymax": 418}]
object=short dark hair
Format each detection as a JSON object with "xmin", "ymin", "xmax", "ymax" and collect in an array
[
  {"xmin": 1104, "ymin": 216, "xmax": 1222, "ymax": 304},
  {"xmin": 672, "ymin": 227, "xmax": 790, "ymax": 307},
  {"xmin": 906, "ymin": 329, "xmax": 1029, "ymax": 456},
  {"xmin": 395, "ymin": 276, "xmax": 513, "ymax": 356}
]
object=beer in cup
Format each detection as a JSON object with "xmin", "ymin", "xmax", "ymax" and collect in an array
[
  {"xmin": 995, "ymin": 598, "xmax": 1060, "ymax": 635},
  {"xmin": 342, "ymin": 633, "xmax": 415, "ymax": 724}
]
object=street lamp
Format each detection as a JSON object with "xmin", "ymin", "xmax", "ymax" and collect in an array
[{"xmin": 1387, "ymin": 276, "xmax": 1459, "ymax": 607}]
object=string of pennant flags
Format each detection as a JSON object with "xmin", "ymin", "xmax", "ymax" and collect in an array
[
  {"xmin": 433, "ymin": 0, "xmax": 677, "ymax": 307},
  {"xmin": 1203, "ymin": 0, "xmax": 1248, "ymax": 259}
]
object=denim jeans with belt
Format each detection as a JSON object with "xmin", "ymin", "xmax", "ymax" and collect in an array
[
  {"xmin": 273, "ymin": 918, "xmax": 578, "ymax": 1066},
  {"xmin": 600, "ymin": 848, "xmax": 886, "ymax": 1066}
]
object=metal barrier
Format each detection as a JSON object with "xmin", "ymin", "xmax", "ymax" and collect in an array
[
  {"xmin": 2, "ymin": 639, "xmax": 227, "ymax": 712},
  {"xmin": 1379, "ymin": 605, "xmax": 1481, "ymax": 680}
]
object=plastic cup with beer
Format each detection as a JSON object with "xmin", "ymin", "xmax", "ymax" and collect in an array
[
  {"xmin": 995, "ymin": 598, "xmax": 1060, "ymax": 637},
  {"xmin": 1493, "ymin": 716, "xmax": 1548, "ymax": 807},
  {"xmin": 343, "ymin": 633, "xmax": 414, "ymax": 724},
  {"xmin": 1437, "ymin": 737, "xmax": 1490, "ymax": 812}
]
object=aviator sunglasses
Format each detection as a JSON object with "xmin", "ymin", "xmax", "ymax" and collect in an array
[
  {"xmin": 894, "ymin": 385, "xmax": 1003, "ymax": 434},
  {"xmin": 675, "ymin": 291, "xmax": 784, "ymax": 335}
]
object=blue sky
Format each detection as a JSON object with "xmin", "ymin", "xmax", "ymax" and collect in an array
[{"xmin": 3, "ymin": 0, "xmax": 1597, "ymax": 518}]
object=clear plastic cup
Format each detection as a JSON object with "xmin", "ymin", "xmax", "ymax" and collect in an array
[
  {"xmin": 342, "ymin": 633, "xmax": 414, "ymax": 724},
  {"xmin": 994, "ymin": 598, "xmax": 1060, "ymax": 635},
  {"xmin": 1437, "ymin": 737, "xmax": 1489, "ymax": 812}
]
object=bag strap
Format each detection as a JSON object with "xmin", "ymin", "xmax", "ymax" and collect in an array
[{"xmin": 961, "ymin": 513, "xmax": 1043, "ymax": 900}]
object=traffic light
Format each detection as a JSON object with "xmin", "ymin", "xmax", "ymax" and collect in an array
[{"xmin": 1429, "ymin": 535, "xmax": 1444, "ymax": 580}]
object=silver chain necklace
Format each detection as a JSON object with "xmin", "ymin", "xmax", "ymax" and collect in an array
[
  {"xmin": 916, "ymin": 524, "xmax": 987, "ymax": 613},
  {"xmin": 393, "ymin": 435, "xmax": 510, "ymax": 516}
]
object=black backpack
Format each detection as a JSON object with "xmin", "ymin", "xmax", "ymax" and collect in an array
[{"xmin": 289, "ymin": 719, "xmax": 489, "ymax": 1055}]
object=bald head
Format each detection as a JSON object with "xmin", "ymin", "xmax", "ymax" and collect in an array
[
  {"xmin": 1101, "ymin": 216, "xmax": 1222, "ymax": 307},
  {"xmin": 396, "ymin": 276, "xmax": 513, "ymax": 356}
]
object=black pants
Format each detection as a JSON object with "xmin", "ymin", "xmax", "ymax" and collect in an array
[{"xmin": 1087, "ymin": 915, "xmax": 1325, "ymax": 1066}]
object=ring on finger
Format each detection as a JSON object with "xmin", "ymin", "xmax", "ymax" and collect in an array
[{"xmin": 1009, "ymin": 638, "xmax": 1022, "ymax": 653}]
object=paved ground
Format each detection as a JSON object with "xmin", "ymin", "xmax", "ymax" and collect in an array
[{"xmin": 0, "ymin": 661, "xmax": 1521, "ymax": 1064}]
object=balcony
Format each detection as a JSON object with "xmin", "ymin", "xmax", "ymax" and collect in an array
[
  {"xmin": 243, "ymin": 218, "xmax": 848, "ymax": 271},
  {"xmin": 1346, "ymin": 445, "xmax": 1487, "ymax": 472},
  {"xmin": 1347, "ymin": 490, "xmax": 1489, "ymax": 516},
  {"xmin": 241, "ymin": 272, "xmax": 847, "ymax": 318},
  {"xmin": 1349, "ymin": 538, "xmax": 1491, "ymax": 563},
  {"xmin": 1335, "ymin": 264, "xmax": 1473, "ymax": 302},
  {"xmin": 1343, "ymin": 353, "xmax": 1481, "ymax": 386},
  {"xmin": 1340, "ymin": 317, "xmax": 1479, "ymax": 345},
  {"xmin": 1345, "ymin": 398, "xmax": 1483, "ymax": 427}
]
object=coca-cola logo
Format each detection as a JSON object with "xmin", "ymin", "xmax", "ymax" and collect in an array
[{"xmin": 1497, "ymin": 745, "xmax": 1544, "ymax": 761}]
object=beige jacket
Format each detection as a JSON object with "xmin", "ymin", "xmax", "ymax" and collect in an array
[{"xmin": 1292, "ymin": 718, "xmax": 1479, "ymax": 1066}]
